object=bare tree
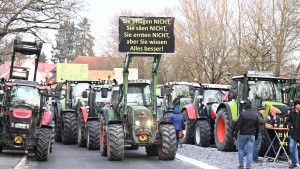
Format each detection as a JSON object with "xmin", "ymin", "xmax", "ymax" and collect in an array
[{"xmin": 0, "ymin": 0, "xmax": 83, "ymax": 41}]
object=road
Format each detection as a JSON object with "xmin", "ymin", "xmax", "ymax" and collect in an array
[{"xmin": 25, "ymin": 142, "xmax": 200, "ymax": 169}]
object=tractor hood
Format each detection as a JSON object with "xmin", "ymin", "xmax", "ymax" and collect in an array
[
  {"xmin": 12, "ymin": 108, "xmax": 32, "ymax": 119},
  {"xmin": 129, "ymin": 106, "xmax": 153, "ymax": 129},
  {"xmin": 262, "ymin": 101, "xmax": 290, "ymax": 118}
]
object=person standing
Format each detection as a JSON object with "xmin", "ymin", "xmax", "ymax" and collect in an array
[
  {"xmin": 286, "ymin": 100, "xmax": 300, "ymax": 168},
  {"xmin": 253, "ymin": 105, "xmax": 268, "ymax": 163},
  {"xmin": 170, "ymin": 105, "xmax": 184, "ymax": 149},
  {"xmin": 235, "ymin": 102, "xmax": 259, "ymax": 169},
  {"xmin": 266, "ymin": 106, "xmax": 281, "ymax": 160}
]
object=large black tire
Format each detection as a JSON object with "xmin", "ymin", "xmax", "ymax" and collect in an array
[
  {"xmin": 145, "ymin": 145, "xmax": 158, "ymax": 156},
  {"xmin": 194, "ymin": 120, "xmax": 211, "ymax": 147},
  {"xmin": 77, "ymin": 112, "xmax": 86, "ymax": 147},
  {"xmin": 61, "ymin": 112, "xmax": 77, "ymax": 144},
  {"xmin": 54, "ymin": 107, "xmax": 62, "ymax": 142},
  {"xmin": 0, "ymin": 145, "xmax": 2, "ymax": 153},
  {"xmin": 36, "ymin": 128, "xmax": 51, "ymax": 161},
  {"xmin": 87, "ymin": 121, "xmax": 100, "ymax": 150},
  {"xmin": 50, "ymin": 128, "xmax": 54, "ymax": 153},
  {"xmin": 100, "ymin": 114, "xmax": 107, "ymax": 156},
  {"xmin": 158, "ymin": 124, "xmax": 177, "ymax": 160},
  {"xmin": 182, "ymin": 110, "xmax": 194, "ymax": 144},
  {"xmin": 214, "ymin": 108, "xmax": 235, "ymax": 151},
  {"xmin": 107, "ymin": 124, "xmax": 124, "ymax": 161}
]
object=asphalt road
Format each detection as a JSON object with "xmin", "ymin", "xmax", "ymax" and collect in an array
[{"xmin": 25, "ymin": 142, "xmax": 200, "ymax": 169}]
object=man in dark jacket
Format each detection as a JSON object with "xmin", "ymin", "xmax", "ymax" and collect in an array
[
  {"xmin": 170, "ymin": 105, "xmax": 184, "ymax": 149},
  {"xmin": 235, "ymin": 102, "xmax": 259, "ymax": 169},
  {"xmin": 286, "ymin": 99, "xmax": 300, "ymax": 168}
]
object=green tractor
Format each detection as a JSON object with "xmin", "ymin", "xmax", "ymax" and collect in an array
[
  {"xmin": 214, "ymin": 71, "xmax": 291, "ymax": 152},
  {"xmin": 52, "ymin": 80, "xmax": 101, "ymax": 144},
  {"xmin": 77, "ymin": 84, "xmax": 112, "ymax": 150},
  {"xmin": 182, "ymin": 83, "xmax": 230, "ymax": 147},
  {"xmin": 100, "ymin": 54, "xmax": 177, "ymax": 161},
  {"xmin": 284, "ymin": 79, "xmax": 300, "ymax": 106}
]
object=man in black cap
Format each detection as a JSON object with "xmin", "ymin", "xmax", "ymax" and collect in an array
[
  {"xmin": 235, "ymin": 101, "xmax": 260, "ymax": 169},
  {"xmin": 253, "ymin": 105, "xmax": 268, "ymax": 163},
  {"xmin": 287, "ymin": 99, "xmax": 300, "ymax": 168}
]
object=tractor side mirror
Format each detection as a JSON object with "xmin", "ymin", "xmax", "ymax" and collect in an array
[
  {"xmin": 160, "ymin": 87, "xmax": 165, "ymax": 97},
  {"xmin": 189, "ymin": 86, "xmax": 195, "ymax": 97},
  {"xmin": 82, "ymin": 91, "xmax": 88, "ymax": 98},
  {"xmin": 165, "ymin": 87, "xmax": 171, "ymax": 96},
  {"xmin": 101, "ymin": 88, "xmax": 108, "ymax": 98}
]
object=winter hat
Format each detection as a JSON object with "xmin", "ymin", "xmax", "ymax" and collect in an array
[
  {"xmin": 257, "ymin": 105, "xmax": 265, "ymax": 110},
  {"xmin": 294, "ymin": 100, "xmax": 300, "ymax": 107}
]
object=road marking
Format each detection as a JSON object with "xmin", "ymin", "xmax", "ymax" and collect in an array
[
  {"xmin": 176, "ymin": 154, "xmax": 220, "ymax": 169},
  {"xmin": 14, "ymin": 154, "xmax": 27, "ymax": 169}
]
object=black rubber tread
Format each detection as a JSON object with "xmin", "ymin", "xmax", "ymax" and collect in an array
[
  {"xmin": 54, "ymin": 107, "xmax": 62, "ymax": 142},
  {"xmin": 61, "ymin": 112, "xmax": 78, "ymax": 144},
  {"xmin": 182, "ymin": 110, "xmax": 195, "ymax": 144},
  {"xmin": 145, "ymin": 145, "xmax": 158, "ymax": 156},
  {"xmin": 36, "ymin": 128, "xmax": 51, "ymax": 161},
  {"xmin": 50, "ymin": 128, "xmax": 54, "ymax": 153},
  {"xmin": 100, "ymin": 114, "xmax": 107, "ymax": 156},
  {"xmin": 214, "ymin": 108, "xmax": 235, "ymax": 151},
  {"xmin": 194, "ymin": 120, "xmax": 211, "ymax": 147},
  {"xmin": 107, "ymin": 124, "xmax": 124, "ymax": 161},
  {"xmin": 87, "ymin": 121, "xmax": 100, "ymax": 150},
  {"xmin": 77, "ymin": 111, "xmax": 86, "ymax": 147},
  {"xmin": 158, "ymin": 124, "xmax": 177, "ymax": 160}
]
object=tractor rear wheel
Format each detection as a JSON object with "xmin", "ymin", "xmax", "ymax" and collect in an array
[
  {"xmin": 54, "ymin": 107, "xmax": 61, "ymax": 142},
  {"xmin": 36, "ymin": 128, "xmax": 51, "ymax": 161},
  {"xmin": 158, "ymin": 124, "xmax": 177, "ymax": 160},
  {"xmin": 182, "ymin": 110, "xmax": 194, "ymax": 144},
  {"xmin": 77, "ymin": 112, "xmax": 86, "ymax": 147},
  {"xmin": 50, "ymin": 127, "xmax": 54, "ymax": 153},
  {"xmin": 145, "ymin": 145, "xmax": 158, "ymax": 156},
  {"xmin": 214, "ymin": 108, "xmax": 235, "ymax": 151},
  {"xmin": 100, "ymin": 114, "xmax": 107, "ymax": 156},
  {"xmin": 61, "ymin": 112, "xmax": 77, "ymax": 144},
  {"xmin": 107, "ymin": 124, "xmax": 124, "ymax": 161},
  {"xmin": 87, "ymin": 121, "xmax": 100, "ymax": 150},
  {"xmin": 194, "ymin": 120, "xmax": 211, "ymax": 147}
]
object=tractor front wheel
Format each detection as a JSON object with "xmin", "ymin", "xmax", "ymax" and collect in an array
[
  {"xmin": 54, "ymin": 107, "xmax": 61, "ymax": 142},
  {"xmin": 214, "ymin": 108, "xmax": 235, "ymax": 151},
  {"xmin": 77, "ymin": 112, "xmax": 86, "ymax": 147},
  {"xmin": 87, "ymin": 121, "xmax": 100, "ymax": 150},
  {"xmin": 107, "ymin": 124, "xmax": 124, "ymax": 161},
  {"xmin": 194, "ymin": 120, "xmax": 211, "ymax": 147},
  {"xmin": 100, "ymin": 114, "xmax": 107, "ymax": 156},
  {"xmin": 36, "ymin": 128, "xmax": 51, "ymax": 161},
  {"xmin": 158, "ymin": 124, "xmax": 177, "ymax": 160},
  {"xmin": 61, "ymin": 112, "xmax": 77, "ymax": 144}
]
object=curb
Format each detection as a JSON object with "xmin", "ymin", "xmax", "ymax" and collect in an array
[{"xmin": 14, "ymin": 155, "xmax": 27, "ymax": 169}]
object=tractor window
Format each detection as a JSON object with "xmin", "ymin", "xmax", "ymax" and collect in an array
[
  {"xmin": 249, "ymin": 80, "xmax": 283, "ymax": 107},
  {"xmin": 96, "ymin": 91, "xmax": 112, "ymax": 103},
  {"xmin": 127, "ymin": 85, "xmax": 151, "ymax": 106},
  {"xmin": 171, "ymin": 85, "xmax": 190, "ymax": 101},
  {"xmin": 203, "ymin": 89, "xmax": 229, "ymax": 105},
  {"xmin": 72, "ymin": 83, "xmax": 90, "ymax": 106},
  {"xmin": 8, "ymin": 86, "xmax": 40, "ymax": 108}
]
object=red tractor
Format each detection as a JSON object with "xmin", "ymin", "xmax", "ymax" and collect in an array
[{"xmin": 0, "ymin": 79, "xmax": 54, "ymax": 161}]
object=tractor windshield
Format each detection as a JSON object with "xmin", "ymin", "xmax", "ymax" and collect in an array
[
  {"xmin": 248, "ymin": 80, "xmax": 283, "ymax": 106},
  {"xmin": 96, "ymin": 91, "xmax": 112, "ymax": 103},
  {"xmin": 8, "ymin": 86, "xmax": 40, "ymax": 109},
  {"xmin": 127, "ymin": 85, "xmax": 151, "ymax": 106},
  {"xmin": 171, "ymin": 85, "xmax": 190, "ymax": 100},
  {"xmin": 203, "ymin": 89, "xmax": 229, "ymax": 105},
  {"xmin": 72, "ymin": 83, "xmax": 90, "ymax": 105}
]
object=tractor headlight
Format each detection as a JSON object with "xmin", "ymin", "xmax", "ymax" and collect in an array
[
  {"xmin": 11, "ymin": 122, "xmax": 15, "ymax": 127},
  {"xmin": 146, "ymin": 120, "xmax": 152, "ymax": 126},
  {"xmin": 135, "ymin": 121, "xmax": 140, "ymax": 126}
]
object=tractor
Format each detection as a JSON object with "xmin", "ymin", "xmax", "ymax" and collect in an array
[
  {"xmin": 0, "ymin": 79, "xmax": 54, "ymax": 161},
  {"xmin": 283, "ymin": 78, "xmax": 300, "ymax": 106},
  {"xmin": 99, "ymin": 54, "xmax": 177, "ymax": 161},
  {"xmin": 181, "ymin": 83, "xmax": 230, "ymax": 147},
  {"xmin": 77, "ymin": 84, "xmax": 112, "ymax": 150},
  {"xmin": 214, "ymin": 71, "xmax": 291, "ymax": 153},
  {"xmin": 52, "ymin": 80, "xmax": 101, "ymax": 144}
]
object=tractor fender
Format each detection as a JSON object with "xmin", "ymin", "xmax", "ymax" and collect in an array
[
  {"xmin": 40, "ymin": 111, "xmax": 53, "ymax": 126},
  {"xmin": 216, "ymin": 103, "xmax": 233, "ymax": 125},
  {"xmin": 80, "ymin": 107, "xmax": 89, "ymax": 123},
  {"xmin": 182, "ymin": 104, "xmax": 197, "ymax": 120}
]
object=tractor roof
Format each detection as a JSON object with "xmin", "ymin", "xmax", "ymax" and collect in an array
[
  {"xmin": 165, "ymin": 81, "xmax": 200, "ymax": 87},
  {"xmin": 201, "ymin": 83, "xmax": 231, "ymax": 89}
]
